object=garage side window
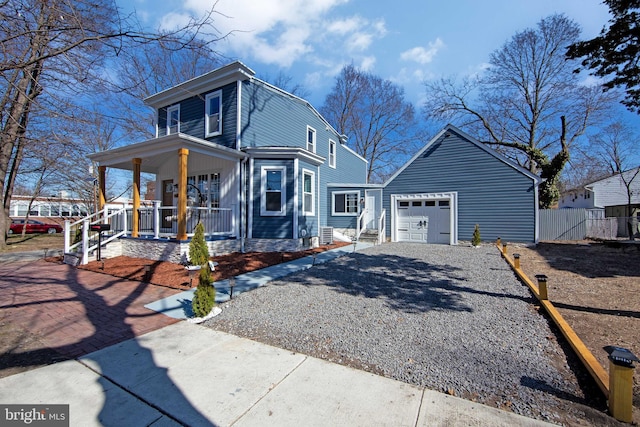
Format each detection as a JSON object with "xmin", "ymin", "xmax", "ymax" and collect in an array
[
  {"xmin": 332, "ymin": 191, "xmax": 359, "ymax": 216},
  {"xmin": 261, "ymin": 166, "xmax": 286, "ymax": 216}
]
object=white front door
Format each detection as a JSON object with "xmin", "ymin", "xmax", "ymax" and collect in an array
[{"xmin": 364, "ymin": 195, "xmax": 376, "ymax": 229}]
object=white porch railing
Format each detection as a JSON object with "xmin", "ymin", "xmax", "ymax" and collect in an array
[
  {"xmin": 64, "ymin": 203, "xmax": 235, "ymax": 265},
  {"xmin": 64, "ymin": 206, "xmax": 128, "ymax": 265},
  {"xmin": 356, "ymin": 209, "xmax": 367, "ymax": 240},
  {"xmin": 378, "ymin": 209, "xmax": 386, "ymax": 244}
]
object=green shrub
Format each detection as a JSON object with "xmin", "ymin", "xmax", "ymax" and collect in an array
[
  {"xmin": 192, "ymin": 263, "xmax": 216, "ymax": 317},
  {"xmin": 472, "ymin": 224, "xmax": 481, "ymax": 246},
  {"xmin": 189, "ymin": 222, "xmax": 209, "ymax": 266}
]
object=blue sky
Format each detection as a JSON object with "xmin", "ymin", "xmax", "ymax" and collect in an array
[{"xmin": 126, "ymin": 0, "xmax": 613, "ymax": 108}]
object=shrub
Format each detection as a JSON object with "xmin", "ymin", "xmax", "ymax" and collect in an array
[
  {"xmin": 192, "ymin": 262, "xmax": 216, "ymax": 317},
  {"xmin": 189, "ymin": 222, "xmax": 209, "ymax": 266},
  {"xmin": 472, "ymin": 224, "xmax": 481, "ymax": 246}
]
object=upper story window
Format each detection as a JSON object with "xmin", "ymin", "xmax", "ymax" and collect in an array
[
  {"xmin": 302, "ymin": 170, "xmax": 315, "ymax": 215},
  {"xmin": 329, "ymin": 139, "xmax": 336, "ymax": 168},
  {"xmin": 205, "ymin": 90, "xmax": 222, "ymax": 137},
  {"xmin": 332, "ymin": 191, "xmax": 359, "ymax": 216},
  {"xmin": 261, "ymin": 166, "xmax": 286, "ymax": 216},
  {"xmin": 306, "ymin": 126, "xmax": 316, "ymax": 153},
  {"xmin": 167, "ymin": 105, "xmax": 180, "ymax": 135}
]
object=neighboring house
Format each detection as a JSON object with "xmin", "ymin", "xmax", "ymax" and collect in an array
[
  {"xmin": 77, "ymin": 63, "xmax": 541, "ymax": 265},
  {"xmin": 81, "ymin": 61, "xmax": 367, "ymax": 264},
  {"xmin": 558, "ymin": 168, "xmax": 640, "ymax": 215},
  {"xmin": 380, "ymin": 125, "xmax": 542, "ymax": 244},
  {"xmin": 10, "ymin": 194, "xmax": 92, "ymax": 221}
]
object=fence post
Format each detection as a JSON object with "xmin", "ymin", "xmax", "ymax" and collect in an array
[
  {"xmin": 513, "ymin": 253, "xmax": 520, "ymax": 269},
  {"xmin": 535, "ymin": 274, "xmax": 548, "ymax": 300},
  {"xmin": 604, "ymin": 346, "xmax": 639, "ymax": 423},
  {"xmin": 496, "ymin": 237, "xmax": 501, "ymax": 247},
  {"xmin": 502, "ymin": 242, "xmax": 508, "ymax": 255}
]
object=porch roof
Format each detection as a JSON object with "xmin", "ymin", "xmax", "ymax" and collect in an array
[{"xmin": 88, "ymin": 133, "xmax": 248, "ymax": 173}]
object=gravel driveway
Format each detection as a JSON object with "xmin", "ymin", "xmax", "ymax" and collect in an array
[{"xmin": 205, "ymin": 243, "xmax": 617, "ymax": 426}]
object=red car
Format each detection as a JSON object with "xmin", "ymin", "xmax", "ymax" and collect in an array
[{"xmin": 9, "ymin": 219, "xmax": 63, "ymax": 234}]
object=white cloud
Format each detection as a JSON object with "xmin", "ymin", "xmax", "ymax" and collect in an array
[
  {"xmin": 359, "ymin": 56, "xmax": 376, "ymax": 71},
  {"xmin": 400, "ymin": 38, "xmax": 444, "ymax": 64},
  {"xmin": 168, "ymin": 0, "xmax": 352, "ymax": 67}
]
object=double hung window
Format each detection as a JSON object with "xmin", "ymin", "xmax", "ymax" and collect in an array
[{"xmin": 205, "ymin": 91, "xmax": 222, "ymax": 137}]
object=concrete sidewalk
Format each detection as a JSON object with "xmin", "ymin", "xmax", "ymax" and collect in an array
[
  {"xmin": 145, "ymin": 242, "xmax": 371, "ymax": 319},
  {"xmin": 0, "ymin": 321, "xmax": 553, "ymax": 426}
]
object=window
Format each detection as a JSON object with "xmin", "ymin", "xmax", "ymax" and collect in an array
[
  {"xmin": 205, "ymin": 91, "xmax": 222, "ymax": 137},
  {"xmin": 439, "ymin": 200, "xmax": 450, "ymax": 207},
  {"xmin": 306, "ymin": 126, "xmax": 316, "ymax": 153},
  {"xmin": 332, "ymin": 191, "xmax": 359, "ymax": 216},
  {"xmin": 167, "ymin": 105, "xmax": 180, "ymax": 135},
  {"xmin": 329, "ymin": 139, "xmax": 336, "ymax": 168},
  {"xmin": 186, "ymin": 173, "xmax": 221, "ymax": 208},
  {"xmin": 412, "ymin": 201, "xmax": 422, "ymax": 207},
  {"xmin": 261, "ymin": 166, "xmax": 286, "ymax": 216},
  {"xmin": 425, "ymin": 201, "xmax": 436, "ymax": 206},
  {"xmin": 302, "ymin": 170, "xmax": 315, "ymax": 215}
]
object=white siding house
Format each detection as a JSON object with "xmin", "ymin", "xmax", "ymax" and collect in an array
[{"xmin": 559, "ymin": 167, "xmax": 640, "ymax": 209}]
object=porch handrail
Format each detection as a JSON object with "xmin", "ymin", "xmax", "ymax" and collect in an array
[
  {"xmin": 356, "ymin": 208, "xmax": 366, "ymax": 240},
  {"xmin": 64, "ymin": 206, "xmax": 128, "ymax": 265},
  {"xmin": 378, "ymin": 209, "xmax": 386, "ymax": 245}
]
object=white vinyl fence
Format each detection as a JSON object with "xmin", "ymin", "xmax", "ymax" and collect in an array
[{"xmin": 539, "ymin": 209, "xmax": 621, "ymax": 241}]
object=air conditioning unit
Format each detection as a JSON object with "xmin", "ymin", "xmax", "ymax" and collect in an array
[{"xmin": 320, "ymin": 227, "xmax": 333, "ymax": 245}]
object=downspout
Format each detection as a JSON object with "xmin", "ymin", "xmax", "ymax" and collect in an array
[{"xmin": 237, "ymin": 79, "xmax": 247, "ymax": 252}]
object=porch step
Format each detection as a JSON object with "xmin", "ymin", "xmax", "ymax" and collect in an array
[{"xmin": 358, "ymin": 230, "xmax": 380, "ymax": 244}]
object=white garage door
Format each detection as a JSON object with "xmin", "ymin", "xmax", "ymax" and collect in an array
[{"xmin": 396, "ymin": 200, "xmax": 450, "ymax": 244}]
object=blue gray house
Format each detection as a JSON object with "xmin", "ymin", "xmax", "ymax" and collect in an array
[
  {"xmin": 74, "ymin": 61, "xmax": 367, "ymax": 264},
  {"xmin": 71, "ymin": 62, "xmax": 539, "ymax": 264}
]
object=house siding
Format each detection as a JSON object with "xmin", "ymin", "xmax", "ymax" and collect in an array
[
  {"xmin": 590, "ymin": 169, "xmax": 640, "ymax": 208},
  {"xmin": 251, "ymin": 159, "xmax": 295, "ymax": 239},
  {"xmin": 157, "ymin": 83, "xmax": 237, "ymax": 149},
  {"xmin": 384, "ymin": 129, "xmax": 537, "ymax": 243}
]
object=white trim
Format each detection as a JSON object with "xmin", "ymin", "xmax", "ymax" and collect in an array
[
  {"xmin": 306, "ymin": 126, "xmax": 316, "ymax": 153},
  {"xmin": 205, "ymin": 90, "xmax": 222, "ymax": 138},
  {"xmin": 332, "ymin": 190, "xmax": 360, "ymax": 216},
  {"xmin": 390, "ymin": 192, "xmax": 458, "ymax": 245},
  {"xmin": 534, "ymin": 185, "xmax": 540, "ymax": 243},
  {"xmin": 317, "ymin": 166, "xmax": 321, "ymax": 225},
  {"xmin": 144, "ymin": 61, "xmax": 255, "ymax": 108},
  {"xmin": 243, "ymin": 147, "xmax": 324, "ymax": 166},
  {"xmin": 166, "ymin": 104, "xmax": 180, "ymax": 135},
  {"xmin": 236, "ymin": 80, "xmax": 242, "ymax": 149},
  {"xmin": 248, "ymin": 158, "xmax": 254, "ymax": 238},
  {"xmin": 293, "ymin": 159, "xmax": 299, "ymax": 238},
  {"xmin": 260, "ymin": 166, "xmax": 287, "ymax": 217},
  {"xmin": 302, "ymin": 169, "xmax": 315, "ymax": 215},
  {"xmin": 328, "ymin": 139, "xmax": 336, "ymax": 168}
]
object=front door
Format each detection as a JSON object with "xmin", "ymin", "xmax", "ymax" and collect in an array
[
  {"xmin": 162, "ymin": 180, "xmax": 174, "ymax": 228},
  {"xmin": 364, "ymin": 195, "xmax": 376, "ymax": 229}
]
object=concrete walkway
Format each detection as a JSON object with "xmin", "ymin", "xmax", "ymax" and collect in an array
[
  {"xmin": 0, "ymin": 321, "xmax": 553, "ymax": 426},
  {"xmin": 145, "ymin": 242, "xmax": 371, "ymax": 319}
]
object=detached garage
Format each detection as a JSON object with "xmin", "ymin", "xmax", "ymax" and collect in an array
[{"xmin": 383, "ymin": 125, "xmax": 541, "ymax": 244}]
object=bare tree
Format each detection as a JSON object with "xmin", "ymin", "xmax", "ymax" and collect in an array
[
  {"xmin": 424, "ymin": 14, "xmax": 617, "ymax": 208},
  {"xmin": 0, "ymin": 0, "xmax": 225, "ymax": 247},
  {"xmin": 321, "ymin": 64, "xmax": 421, "ymax": 183},
  {"xmin": 587, "ymin": 122, "xmax": 639, "ymax": 239},
  {"xmin": 260, "ymin": 71, "xmax": 311, "ymax": 99}
]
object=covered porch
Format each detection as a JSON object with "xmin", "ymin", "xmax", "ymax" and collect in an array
[{"xmin": 68, "ymin": 134, "xmax": 248, "ymax": 264}]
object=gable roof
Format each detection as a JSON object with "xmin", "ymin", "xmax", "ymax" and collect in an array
[
  {"xmin": 144, "ymin": 61, "xmax": 256, "ymax": 109},
  {"xmin": 383, "ymin": 124, "xmax": 542, "ymax": 186},
  {"xmin": 584, "ymin": 166, "xmax": 640, "ymax": 189}
]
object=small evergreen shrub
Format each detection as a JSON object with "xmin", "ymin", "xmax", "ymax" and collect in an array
[
  {"xmin": 189, "ymin": 222, "xmax": 209, "ymax": 266},
  {"xmin": 472, "ymin": 224, "xmax": 481, "ymax": 246},
  {"xmin": 192, "ymin": 263, "xmax": 216, "ymax": 317}
]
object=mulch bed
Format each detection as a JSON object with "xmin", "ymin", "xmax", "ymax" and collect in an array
[{"xmin": 77, "ymin": 242, "xmax": 351, "ymax": 290}]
